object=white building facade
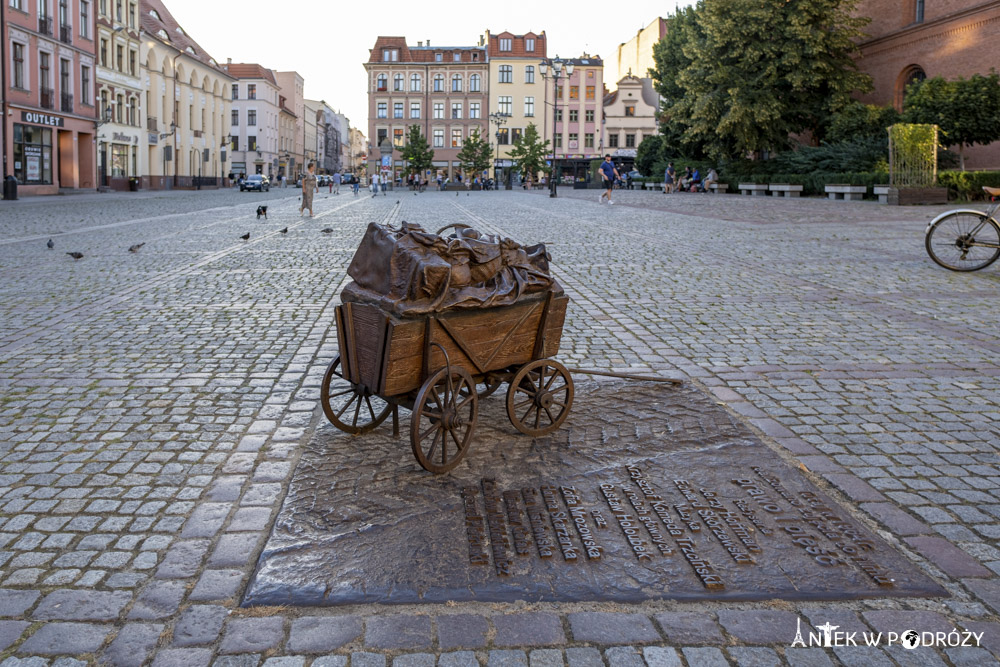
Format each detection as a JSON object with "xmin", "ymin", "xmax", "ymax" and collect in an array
[{"xmin": 224, "ymin": 63, "xmax": 281, "ymax": 179}]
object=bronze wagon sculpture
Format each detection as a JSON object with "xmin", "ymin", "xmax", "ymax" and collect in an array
[{"xmin": 320, "ymin": 221, "xmax": 573, "ymax": 473}]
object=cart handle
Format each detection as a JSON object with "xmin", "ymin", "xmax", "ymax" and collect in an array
[
  {"xmin": 436, "ymin": 223, "xmax": 473, "ymax": 237},
  {"xmin": 429, "ymin": 342, "xmax": 456, "ymax": 397}
]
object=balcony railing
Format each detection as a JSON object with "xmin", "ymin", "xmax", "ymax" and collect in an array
[
  {"xmin": 38, "ymin": 16, "xmax": 52, "ymax": 35},
  {"xmin": 147, "ymin": 117, "xmax": 158, "ymax": 131},
  {"xmin": 61, "ymin": 92, "xmax": 73, "ymax": 113},
  {"xmin": 40, "ymin": 87, "xmax": 54, "ymax": 110},
  {"xmin": 59, "ymin": 24, "xmax": 71, "ymax": 44}
]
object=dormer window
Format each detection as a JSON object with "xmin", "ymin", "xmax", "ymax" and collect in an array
[
  {"xmin": 435, "ymin": 53, "xmax": 442, "ymax": 62},
  {"xmin": 148, "ymin": 8, "xmax": 160, "ymax": 19},
  {"xmin": 382, "ymin": 48, "xmax": 398, "ymax": 62},
  {"xmin": 185, "ymin": 46, "xmax": 195, "ymax": 55},
  {"xmin": 499, "ymin": 38, "xmax": 512, "ymax": 51},
  {"xmin": 525, "ymin": 38, "xmax": 535, "ymax": 52},
  {"xmin": 156, "ymin": 29, "xmax": 168, "ymax": 40},
  {"xmin": 175, "ymin": 26, "xmax": 185, "ymax": 35},
  {"xmin": 454, "ymin": 53, "xmax": 461, "ymax": 62}
]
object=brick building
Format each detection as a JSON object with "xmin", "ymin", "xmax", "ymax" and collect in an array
[
  {"xmin": 365, "ymin": 36, "xmax": 489, "ymax": 182},
  {"xmin": 2, "ymin": 0, "xmax": 98, "ymax": 195},
  {"xmin": 853, "ymin": 0, "xmax": 1000, "ymax": 168}
]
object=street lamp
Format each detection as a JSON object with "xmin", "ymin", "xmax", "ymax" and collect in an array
[
  {"xmin": 539, "ymin": 56, "xmax": 573, "ymax": 198},
  {"xmin": 489, "ymin": 111, "xmax": 507, "ymax": 191}
]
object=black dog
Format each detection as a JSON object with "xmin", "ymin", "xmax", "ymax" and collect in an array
[{"xmin": 256, "ymin": 205, "xmax": 268, "ymax": 220}]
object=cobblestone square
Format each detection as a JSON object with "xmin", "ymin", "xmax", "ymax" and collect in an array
[{"xmin": 0, "ymin": 187, "xmax": 998, "ymax": 664}]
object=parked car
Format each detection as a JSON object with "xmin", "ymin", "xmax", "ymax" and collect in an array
[
  {"xmin": 317, "ymin": 175, "xmax": 330, "ymax": 187},
  {"xmin": 241, "ymin": 174, "xmax": 270, "ymax": 192}
]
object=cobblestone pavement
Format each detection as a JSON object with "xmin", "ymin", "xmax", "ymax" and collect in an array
[{"xmin": 0, "ymin": 187, "xmax": 998, "ymax": 666}]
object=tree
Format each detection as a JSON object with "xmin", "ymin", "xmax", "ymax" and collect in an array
[
  {"xmin": 456, "ymin": 128, "xmax": 492, "ymax": 180},
  {"xmin": 827, "ymin": 102, "xmax": 900, "ymax": 144},
  {"xmin": 903, "ymin": 73, "xmax": 1000, "ymax": 170},
  {"xmin": 508, "ymin": 124, "xmax": 550, "ymax": 184},
  {"xmin": 634, "ymin": 135, "xmax": 665, "ymax": 177},
  {"xmin": 650, "ymin": 5, "xmax": 707, "ymax": 157},
  {"xmin": 659, "ymin": 0, "xmax": 871, "ymax": 160},
  {"xmin": 400, "ymin": 125, "xmax": 434, "ymax": 177}
]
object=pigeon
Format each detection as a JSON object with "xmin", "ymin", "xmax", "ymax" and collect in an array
[
  {"xmin": 396, "ymin": 200, "xmax": 399, "ymax": 204},
  {"xmin": 46, "ymin": 239, "xmax": 54, "ymax": 249},
  {"xmin": 66, "ymin": 252, "xmax": 83, "ymax": 260},
  {"xmin": 128, "ymin": 243, "xmax": 145, "ymax": 253},
  {"xmin": 279, "ymin": 227, "xmax": 288, "ymax": 234},
  {"xmin": 240, "ymin": 232, "xmax": 250, "ymax": 241},
  {"xmin": 320, "ymin": 228, "xmax": 333, "ymax": 234}
]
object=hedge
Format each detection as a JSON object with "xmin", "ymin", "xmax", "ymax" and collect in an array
[{"xmin": 936, "ymin": 171, "xmax": 1000, "ymax": 201}]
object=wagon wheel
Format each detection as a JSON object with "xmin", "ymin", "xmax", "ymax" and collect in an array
[
  {"xmin": 476, "ymin": 372, "xmax": 504, "ymax": 399},
  {"xmin": 506, "ymin": 359, "xmax": 574, "ymax": 436},
  {"xmin": 436, "ymin": 223, "xmax": 472, "ymax": 237},
  {"xmin": 321, "ymin": 355, "xmax": 392, "ymax": 435},
  {"xmin": 410, "ymin": 366, "xmax": 478, "ymax": 473}
]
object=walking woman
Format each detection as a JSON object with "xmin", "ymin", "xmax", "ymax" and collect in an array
[{"xmin": 300, "ymin": 162, "xmax": 317, "ymax": 217}]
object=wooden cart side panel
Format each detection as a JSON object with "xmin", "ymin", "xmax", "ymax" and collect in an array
[
  {"xmin": 334, "ymin": 306, "xmax": 348, "ymax": 374},
  {"xmin": 381, "ymin": 295, "xmax": 570, "ymax": 397},
  {"xmin": 349, "ymin": 303, "xmax": 389, "ymax": 392}
]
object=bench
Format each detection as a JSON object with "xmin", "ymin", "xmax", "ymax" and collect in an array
[
  {"xmin": 825, "ymin": 184, "xmax": 867, "ymax": 201},
  {"xmin": 738, "ymin": 183, "xmax": 769, "ymax": 197},
  {"xmin": 769, "ymin": 183, "xmax": 803, "ymax": 198},
  {"xmin": 709, "ymin": 183, "xmax": 728, "ymax": 194},
  {"xmin": 873, "ymin": 185, "xmax": 895, "ymax": 205},
  {"xmin": 643, "ymin": 182, "xmax": 665, "ymax": 191}
]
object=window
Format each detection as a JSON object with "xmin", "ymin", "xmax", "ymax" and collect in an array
[
  {"xmin": 40, "ymin": 51, "xmax": 50, "ymax": 89},
  {"xmin": 451, "ymin": 102, "xmax": 462, "ymax": 119},
  {"xmin": 525, "ymin": 66, "xmax": 534, "ymax": 84},
  {"xmin": 470, "ymin": 74, "xmax": 480, "ymax": 92},
  {"xmin": 435, "ymin": 53, "xmax": 442, "ymax": 62},
  {"xmin": 554, "ymin": 109, "xmax": 562, "ymax": 122},
  {"xmin": 433, "ymin": 74, "xmax": 443, "ymax": 92},
  {"xmin": 410, "ymin": 102, "xmax": 420, "ymax": 119},
  {"xmin": 79, "ymin": 1, "xmax": 89, "ymax": 37},
  {"xmin": 512, "ymin": 128, "xmax": 522, "ymax": 144},
  {"xmin": 60, "ymin": 59, "xmax": 70, "ymax": 110},
  {"xmin": 394, "ymin": 102, "xmax": 403, "ymax": 118},
  {"xmin": 376, "ymin": 128, "xmax": 387, "ymax": 146},
  {"xmin": 410, "ymin": 73, "xmax": 421, "ymax": 91},
  {"xmin": 115, "ymin": 93, "xmax": 123, "ymax": 122},
  {"xmin": 608, "ymin": 133, "xmax": 619, "ymax": 148},
  {"xmin": 499, "ymin": 38, "xmax": 511, "ymax": 51},
  {"xmin": 101, "ymin": 90, "xmax": 108, "ymax": 117},
  {"xmin": 12, "ymin": 43, "xmax": 24, "ymax": 89},
  {"xmin": 451, "ymin": 128, "xmax": 462, "ymax": 148},
  {"xmin": 568, "ymin": 132, "xmax": 578, "ymax": 148},
  {"xmin": 553, "ymin": 133, "xmax": 562, "ymax": 149},
  {"xmin": 585, "ymin": 133, "xmax": 594, "ymax": 148},
  {"xmin": 470, "ymin": 102, "xmax": 480, "ymax": 119},
  {"xmin": 394, "ymin": 128, "xmax": 404, "ymax": 148},
  {"xmin": 525, "ymin": 38, "xmax": 535, "ymax": 52},
  {"xmin": 248, "ymin": 136, "xmax": 257, "ymax": 151},
  {"xmin": 498, "ymin": 96, "xmax": 512, "ymax": 115},
  {"xmin": 231, "ymin": 136, "xmax": 238, "ymax": 151},
  {"xmin": 128, "ymin": 1, "xmax": 134, "ymax": 27},
  {"xmin": 499, "ymin": 65, "xmax": 512, "ymax": 83},
  {"xmin": 9, "ymin": 0, "xmax": 23, "ymax": 9},
  {"xmin": 433, "ymin": 129, "xmax": 444, "ymax": 147},
  {"xmin": 625, "ymin": 133, "xmax": 636, "ymax": 148},
  {"xmin": 454, "ymin": 53, "xmax": 461, "ymax": 62},
  {"xmin": 452, "ymin": 74, "xmax": 462, "ymax": 92},
  {"xmin": 586, "ymin": 86, "xmax": 595, "ymax": 100},
  {"xmin": 116, "ymin": 44, "xmax": 123, "ymax": 71},
  {"xmin": 129, "ymin": 97, "xmax": 136, "ymax": 125},
  {"xmin": 129, "ymin": 50, "xmax": 135, "ymax": 76},
  {"xmin": 570, "ymin": 86, "xmax": 579, "ymax": 99},
  {"xmin": 915, "ymin": 0, "xmax": 924, "ymax": 22},
  {"xmin": 393, "ymin": 73, "xmax": 403, "ymax": 91},
  {"xmin": 376, "ymin": 74, "xmax": 387, "ymax": 92},
  {"xmin": 13, "ymin": 124, "xmax": 53, "ymax": 184},
  {"xmin": 376, "ymin": 102, "xmax": 387, "ymax": 118},
  {"xmin": 585, "ymin": 109, "xmax": 595, "ymax": 122},
  {"xmin": 115, "ymin": 0, "xmax": 121, "ymax": 20},
  {"xmin": 232, "ymin": 83, "xmax": 238, "ymax": 99},
  {"xmin": 555, "ymin": 84, "xmax": 562, "ymax": 99},
  {"xmin": 382, "ymin": 48, "xmax": 398, "ymax": 62},
  {"xmin": 81, "ymin": 65, "xmax": 90, "ymax": 104},
  {"xmin": 496, "ymin": 128, "xmax": 509, "ymax": 145},
  {"xmin": 569, "ymin": 110, "xmax": 578, "ymax": 123},
  {"xmin": 433, "ymin": 102, "xmax": 444, "ymax": 119},
  {"xmin": 100, "ymin": 39, "xmax": 107, "ymax": 67},
  {"xmin": 248, "ymin": 110, "xmax": 256, "ymax": 126},
  {"xmin": 248, "ymin": 84, "xmax": 256, "ymax": 99}
]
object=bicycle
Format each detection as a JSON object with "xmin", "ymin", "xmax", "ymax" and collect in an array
[{"xmin": 925, "ymin": 186, "xmax": 1000, "ymax": 271}]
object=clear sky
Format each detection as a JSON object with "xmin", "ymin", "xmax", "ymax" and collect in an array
[{"xmin": 163, "ymin": 0, "xmax": 685, "ymax": 140}]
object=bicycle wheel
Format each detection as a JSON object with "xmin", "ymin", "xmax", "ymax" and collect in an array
[{"xmin": 925, "ymin": 212, "xmax": 1000, "ymax": 272}]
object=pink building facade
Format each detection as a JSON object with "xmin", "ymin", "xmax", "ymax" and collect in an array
[{"xmin": 3, "ymin": 0, "xmax": 98, "ymax": 195}]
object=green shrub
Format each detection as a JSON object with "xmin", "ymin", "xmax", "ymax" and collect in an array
[{"xmin": 937, "ymin": 170, "xmax": 1000, "ymax": 200}]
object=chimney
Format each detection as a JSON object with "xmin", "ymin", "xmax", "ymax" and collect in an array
[
  {"xmin": 417, "ymin": 41, "xmax": 423, "ymax": 47},
  {"xmin": 426, "ymin": 39, "xmax": 430, "ymax": 46},
  {"xmin": 227, "ymin": 57, "xmax": 232, "ymax": 64}
]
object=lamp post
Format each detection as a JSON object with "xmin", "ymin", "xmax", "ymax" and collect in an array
[
  {"xmin": 489, "ymin": 111, "xmax": 507, "ymax": 191},
  {"xmin": 539, "ymin": 57, "xmax": 573, "ymax": 198}
]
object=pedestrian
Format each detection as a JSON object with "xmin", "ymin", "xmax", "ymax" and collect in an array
[
  {"xmin": 332, "ymin": 171, "xmax": 341, "ymax": 195},
  {"xmin": 380, "ymin": 173, "xmax": 387, "ymax": 194},
  {"xmin": 598, "ymin": 155, "xmax": 620, "ymax": 205},
  {"xmin": 664, "ymin": 162, "xmax": 675, "ymax": 194},
  {"xmin": 352, "ymin": 174, "xmax": 360, "ymax": 196},
  {"xmin": 300, "ymin": 162, "xmax": 317, "ymax": 217},
  {"xmin": 282, "ymin": 174, "xmax": 287, "ymax": 188},
  {"xmin": 371, "ymin": 171, "xmax": 380, "ymax": 196}
]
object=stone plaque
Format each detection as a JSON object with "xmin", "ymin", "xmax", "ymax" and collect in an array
[{"xmin": 244, "ymin": 382, "xmax": 947, "ymax": 606}]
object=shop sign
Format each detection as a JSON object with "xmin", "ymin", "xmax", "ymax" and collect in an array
[
  {"xmin": 25, "ymin": 145, "xmax": 42, "ymax": 181},
  {"xmin": 21, "ymin": 111, "xmax": 64, "ymax": 127},
  {"xmin": 113, "ymin": 132, "xmax": 138, "ymax": 144}
]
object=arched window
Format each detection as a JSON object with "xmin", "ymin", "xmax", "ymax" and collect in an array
[
  {"xmin": 451, "ymin": 73, "xmax": 462, "ymax": 92},
  {"xmin": 433, "ymin": 74, "xmax": 444, "ymax": 92},
  {"xmin": 895, "ymin": 64, "xmax": 926, "ymax": 110},
  {"xmin": 470, "ymin": 74, "xmax": 480, "ymax": 92},
  {"xmin": 410, "ymin": 73, "xmax": 421, "ymax": 91},
  {"xmin": 376, "ymin": 74, "xmax": 387, "ymax": 92},
  {"xmin": 394, "ymin": 73, "xmax": 403, "ymax": 92}
]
